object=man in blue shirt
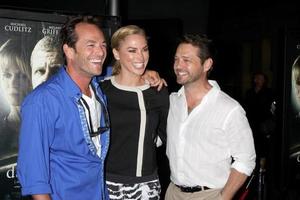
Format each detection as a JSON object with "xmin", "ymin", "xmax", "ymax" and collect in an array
[{"xmin": 17, "ymin": 16, "xmax": 110, "ymax": 200}]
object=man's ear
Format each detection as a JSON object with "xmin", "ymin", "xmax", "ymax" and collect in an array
[
  {"xmin": 112, "ymin": 48, "xmax": 120, "ymax": 60},
  {"xmin": 203, "ymin": 58, "xmax": 213, "ymax": 72},
  {"xmin": 63, "ymin": 44, "xmax": 74, "ymax": 60}
]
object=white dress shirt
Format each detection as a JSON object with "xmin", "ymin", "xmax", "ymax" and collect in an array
[{"xmin": 166, "ymin": 80, "xmax": 256, "ymax": 188}]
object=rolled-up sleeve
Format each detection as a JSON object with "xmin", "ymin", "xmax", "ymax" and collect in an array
[
  {"xmin": 224, "ymin": 106, "xmax": 256, "ymax": 176},
  {"xmin": 17, "ymin": 97, "xmax": 55, "ymax": 195}
]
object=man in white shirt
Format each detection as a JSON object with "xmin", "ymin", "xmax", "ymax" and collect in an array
[{"xmin": 165, "ymin": 34, "xmax": 256, "ymax": 200}]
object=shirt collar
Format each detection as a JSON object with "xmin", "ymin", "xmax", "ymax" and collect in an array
[
  {"xmin": 176, "ymin": 80, "xmax": 220, "ymax": 97},
  {"xmin": 177, "ymin": 86, "xmax": 185, "ymax": 96},
  {"xmin": 55, "ymin": 66, "xmax": 81, "ymax": 99},
  {"xmin": 56, "ymin": 66, "xmax": 100, "ymax": 100},
  {"xmin": 208, "ymin": 80, "xmax": 220, "ymax": 89}
]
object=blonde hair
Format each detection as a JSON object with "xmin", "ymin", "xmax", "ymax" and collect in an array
[
  {"xmin": 292, "ymin": 56, "xmax": 300, "ymax": 85},
  {"xmin": 0, "ymin": 38, "xmax": 31, "ymax": 80},
  {"xmin": 291, "ymin": 55, "xmax": 300, "ymax": 110},
  {"xmin": 110, "ymin": 25, "xmax": 147, "ymax": 75}
]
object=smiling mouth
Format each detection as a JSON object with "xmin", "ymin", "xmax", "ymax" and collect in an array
[
  {"xmin": 176, "ymin": 70, "xmax": 188, "ymax": 77},
  {"xmin": 133, "ymin": 63, "xmax": 145, "ymax": 69},
  {"xmin": 90, "ymin": 59, "xmax": 103, "ymax": 65}
]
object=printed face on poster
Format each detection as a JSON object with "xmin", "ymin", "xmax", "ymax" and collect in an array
[{"xmin": 291, "ymin": 55, "xmax": 300, "ymax": 115}]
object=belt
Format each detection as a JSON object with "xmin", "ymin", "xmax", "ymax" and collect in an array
[{"xmin": 175, "ymin": 184, "xmax": 210, "ymax": 193}]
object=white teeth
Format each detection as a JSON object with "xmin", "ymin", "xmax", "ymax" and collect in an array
[
  {"xmin": 133, "ymin": 63, "xmax": 144, "ymax": 68},
  {"xmin": 90, "ymin": 59, "xmax": 103, "ymax": 66},
  {"xmin": 177, "ymin": 71, "xmax": 187, "ymax": 76},
  {"xmin": 91, "ymin": 59, "xmax": 102, "ymax": 63}
]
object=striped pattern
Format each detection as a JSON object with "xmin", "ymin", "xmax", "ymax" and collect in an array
[{"xmin": 107, "ymin": 179, "xmax": 161, "ymax": 200}]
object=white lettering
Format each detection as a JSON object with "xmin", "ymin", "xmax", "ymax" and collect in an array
[
  {"xmin": 4, "ymin": 25, "xmax": 32, "ymax": 33},
  {"xmin": 42, "ymin": 28, "xmax": 60, "ymax": 35},
  {"xmin": 6, "ymin": 165, "xmax": 15, "ymax": 179}
]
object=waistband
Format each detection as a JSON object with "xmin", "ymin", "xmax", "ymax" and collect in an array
[{"xmin": 175, "ymin": 184, "xmax": 210, "ymax": 193}]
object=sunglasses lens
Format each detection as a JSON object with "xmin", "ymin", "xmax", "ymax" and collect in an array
[
  {"xmin": 90, "ymin": 126, "xmax": 109, "ymax": 137},
  {"xmin": 99, "ymin": 127, "xmax": 109, "ymax": 134}
]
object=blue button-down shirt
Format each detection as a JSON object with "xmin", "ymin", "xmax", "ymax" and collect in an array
[{"xmin": 17, "ymin": 67, "xmax": 110, "ymax": 200}]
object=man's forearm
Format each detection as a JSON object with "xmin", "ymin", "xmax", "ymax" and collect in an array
[
  {"xmin": 32, "ymin": 194, "xmax": 51, "ymax": 200},
  {"xmin": 221, "ymin": 168, "xmax": 248, "ymax": 200}
]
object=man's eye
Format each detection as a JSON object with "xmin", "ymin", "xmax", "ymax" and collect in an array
[
  {"xmin": 35, "ymin": 69, "xmax": 46, "ymax": 75},
  {"xmin": 128, "ymin": 49, "xmax": 136, "ymax": 53}
]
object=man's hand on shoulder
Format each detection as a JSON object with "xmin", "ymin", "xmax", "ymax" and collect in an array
[{"xmin": 142, "ymin": 69, "xmax": 168, "ymax": 91}]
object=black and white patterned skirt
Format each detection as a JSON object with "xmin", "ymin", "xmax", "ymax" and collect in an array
[{"xmin": 106, "ymin": 179, "xmax": 161, "ymax": 200}]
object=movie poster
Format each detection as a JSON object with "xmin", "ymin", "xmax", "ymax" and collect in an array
[
  {"xmin": 0, "ymin": 16, "xmax": 63, "ymax": 200},
  {"xmin": 284, "ymin": 29, "xmax": 300, "ymax": 188},
  {"xmin": 285, "ymin": 31, "xmax": 300, "ymax": 158},
  {"xmin": 291, "ymin": 55, "xmax": 300, "ymax": 119},
  {"xmin": 0, "ymin": 9, "xmax": 120, "ymax": 198}
]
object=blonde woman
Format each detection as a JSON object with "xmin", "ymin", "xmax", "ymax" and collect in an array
[
  {"xmin": 0, "ymin": 38, "xmax": 32, "ymax": 160},
  {"xmin": 101, "ymin": 25, "xmax": 169, "ymax": 199}
]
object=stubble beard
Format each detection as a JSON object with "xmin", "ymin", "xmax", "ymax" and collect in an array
[{"xmin": 177, "ymin": 72, "xmax": 201, "ymax": 86}]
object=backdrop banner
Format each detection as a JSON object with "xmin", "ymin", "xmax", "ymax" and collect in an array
[
  {"xmin": 283, "ymin": 28, "xmax": 300, "ymax": 192},
  {"xmin": 0, "ymin": 8, "xmax": 120, "ymax": 199},
  {"xmin": 0, "ymin": 12, "xmax": 64, "ymax": 199}
]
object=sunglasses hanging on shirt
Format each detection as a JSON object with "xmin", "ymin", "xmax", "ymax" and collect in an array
[{"xmin": 80, "ymin": 97, "xmax": 109, "ymax": 137}]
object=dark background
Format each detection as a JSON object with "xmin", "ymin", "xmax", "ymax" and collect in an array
[{"xmin": 1, "ymin": 0, "xmax": 300, "ymax": 199}]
